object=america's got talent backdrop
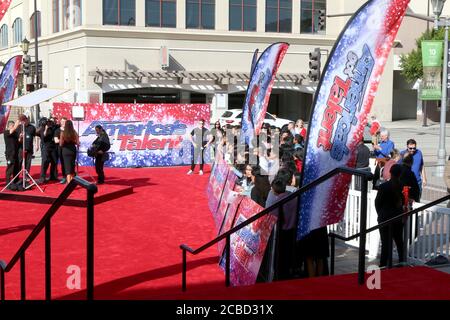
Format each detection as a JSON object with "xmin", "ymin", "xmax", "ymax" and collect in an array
[
  {"xmin": 52, "ymin": 103, "xmax": 210, "ymax": 167},
  {"xmin": 298, "ymin": 0, "xmax": 410, "ymax": 239},
  {"xmin": 0, "ymin": 55, "xmax": 23, "ymax": 134},
  {"xmin": 241, "ymin": 42, "xmax": 289, "ymax": 145}
]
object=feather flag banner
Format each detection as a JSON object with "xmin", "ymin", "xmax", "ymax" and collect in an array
[{"xmin": 298, "ymin": 0, "xmax": 410, "ymax": 239}]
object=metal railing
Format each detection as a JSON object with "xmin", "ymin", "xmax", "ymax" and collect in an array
[
  {"xmin": 180, "ymin": 166, "xmax": 374, "ymax": 291},
  {"xmin": 409, "ymin": 204, "xmax": 450, "ymax": 263},
  {"xmin": 329, "ymin": 194, "xmax": 450, "ymax": 284},
  {"xmin": 0, "ymin": 176, "xmax": 97, "ymax": 300}
]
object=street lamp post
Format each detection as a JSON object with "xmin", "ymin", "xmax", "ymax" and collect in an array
[
  {"xmin": 432, "ymin": 0, "xmax": 448, "ymax": 177},
  {"xmin": 33, "ymin": 0, "xmax": 40, "ymax": 122}
]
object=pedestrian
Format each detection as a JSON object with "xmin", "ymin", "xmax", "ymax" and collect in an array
[
  {"xmin": 399, "ymin": 139, "xmax": 426, "ymax": 198},
  {"xmin": 375, "ymin": 164, "xmax": 405, "ymax": 267},
  {"xmin": 60, "ymin": 120, "xmax": 79, "ymax": 184},
  {"xmin": 369, "ymin": 115, "xmax": 381, "ymax": 145},
  {"xmin": 372, "ymin": 130, "xmax": 394, "ymax": 189},
  {"xmin": 4, "ymin": 120, "xmax": 20, "ymax": 188},
  {"xmin": 92, "ymin": 125, "xmax": 110, "ymax": 184},
  {"xmin": 187, "ymin": 119, "xmax": 212, "ymax": 175},
  {"xmin": 295, "ymin": 119, "xmax": 307, "ymax": 140},
  {"xmin": 17, "ymin": 114, "xmax": 37, "ymax": 175},
  {"xmin": 355, "ymin": 136, "xmax": 370, "ymax": 190},
  {"xmin": 54, "ymin": 117, "xmax": 67, "ymax": 183}
]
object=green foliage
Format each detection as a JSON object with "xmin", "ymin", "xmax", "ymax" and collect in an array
[{"xmin": 400, "ymin": 28, "xmax": 445, "ymax": 83}]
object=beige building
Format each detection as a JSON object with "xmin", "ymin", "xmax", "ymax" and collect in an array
[{"xmin": 0, "ymin": 0, "xmax": 445, "ymax": 123}]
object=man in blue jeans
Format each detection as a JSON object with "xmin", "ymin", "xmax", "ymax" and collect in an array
[{"xmin": 399, "ymin": 139, "xmax": 426, "ymax": 199}]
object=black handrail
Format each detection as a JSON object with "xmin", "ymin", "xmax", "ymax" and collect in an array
[
  {"xmin": 0, "ymin": 176, "xmax": 97, "ymax": 301},
  {"xmin": 329, "ymin": 194, "xmax": 450, "ymax": 283},
  {"xmin": 180, "ymin": 166, "xmax": 373, "ymax": 291}
]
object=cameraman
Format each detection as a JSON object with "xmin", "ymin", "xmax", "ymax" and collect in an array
[
  {"xmin": 17, "ymin": 114, "xmax": 37, "ymax": 175},
  {"xmin": 4, "ymin": 120, "xmax": 20, "ymax": 188},
  {"xmin": 92, "ymin": 125, "xmax": 110, "ymax": 184},
  {"xmin": 37, "ymin": 117, "xmax": 58, "ymax": 183}
]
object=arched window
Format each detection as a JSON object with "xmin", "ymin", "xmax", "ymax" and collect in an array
[
  {"xmin": 0, "ymin": 24, "xmax": 8, "ymax": 49},
  {"xmin": 12, "ymin": 18, "xmax": 23, "ymax": 45},
  {"xmin": 30, "ymin": 11, "xmax": 42, "ymax": 38}
]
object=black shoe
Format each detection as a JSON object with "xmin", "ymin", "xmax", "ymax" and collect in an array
[{"xmin": 97, "ymin": 181, "xmax": 104, "ymax": 185}]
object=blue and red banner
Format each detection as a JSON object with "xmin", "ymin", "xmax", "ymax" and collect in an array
[
  {"xmin": 0, "ymin": 55, "xmax": 23, "ymax": 134},
  {"xmin": 53, "ymin": 103, "xmax": 210, "ymax": 168},
  {"xmin": 241, "ymin": 43, "xmax": 289, "ymax": 144},
  {"xmin": 220, "ymin": 197, "xmax": 277, "ymax": 286},
  {"xmin": 0, "ymin": 1, "xmax": 12, "ymax": 23},
  {"xmin": 298, "ymin": 0, "xmax": 410, "ymax": 239}
]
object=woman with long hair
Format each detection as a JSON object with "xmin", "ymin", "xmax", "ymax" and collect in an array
[{"xmin": 59, "ymin": 119, "xmax": 79, "ymax": 183}]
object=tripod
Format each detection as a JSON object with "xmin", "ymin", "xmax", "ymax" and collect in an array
[{"xmin": 1, "ymin": 122, "xmax": 44, "ymax": 193}]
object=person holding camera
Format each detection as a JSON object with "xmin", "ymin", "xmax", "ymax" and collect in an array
[
  {"xmin": 17, "ymin": 114, "xmax": 37, "ymax": 176},
  {"xmin": 4, "ymin": 120, "xmax": 20, "ymax": 188},
  {"xmin": 91, "ymin": 125, "xmax": 110, "ymax": 185},
  {"xmin": 37, "ymin": 117, "xmax": 58, "ymax": 183},
  {"xmin": 59, "ymin": 120, "xmax": 79, "ymax": 183}
]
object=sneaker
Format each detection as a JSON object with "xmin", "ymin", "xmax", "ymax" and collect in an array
[
  {"xmin": 187, "ymin": 170, "xmax": 193, "ymax": 175},
  {"xmin": 199, "ymin": 170, "xmax": 204, "ymax": 175}
]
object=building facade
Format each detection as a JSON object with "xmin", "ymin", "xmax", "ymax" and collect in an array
[{"xmin": 0, "ymin": 0, "xmax": 445, "ymax": 123}]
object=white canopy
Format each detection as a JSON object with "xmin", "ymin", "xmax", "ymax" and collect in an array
[{"xmin": 5, "ymin": 88, "xmax": 70, "ymax": 108}]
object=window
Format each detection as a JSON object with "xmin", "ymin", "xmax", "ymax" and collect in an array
[
  {"xmin": 30, "ymin": 11, "xmax": 42, "ymax": 38},
  {"xmin": 53, "ymin": 0, "xmax": 60, "ymax": 32},
  {"xmin": 266, "ymin": 0, "xmax": 292, "ymax": 33},
  {"xmin": 301, "ymin": 0, "xmax": 326, "ymax": 33},
  {"xmin": 12, "ymin": 18, "xmax": 23, "ymax": 45},
  {"xmin": 0, "ymin": 24, "xmax": 8, "ymax": 48},
  {"xmin": 103, "ymin": 0, "xmax": 136, "ymax": 26},
  {"xmin": 145, "ymin": 0, "xmax": 176, "ymax": 27},
  {"xmin": 54, "ymin": 0, "xmax": 83, "ymax": 33},
  {"xmin": 229, "ymin": 0, "xmax": 256, "ymax": 31},
  {"xmin": 186, "ymin": 0, "xmax": 215, "ymax": 30}
]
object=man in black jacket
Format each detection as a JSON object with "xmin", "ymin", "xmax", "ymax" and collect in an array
[
  {"xmin": 38, "ymin": 118, "xmax": 58, "ymax": 183},
  {"xmin": 17, "ymin": 114, "xmax": 37, "ymax": 175},
  {"xmin": 93, "ymin": 125, "xmax": 110, "ymax": 184},
  {"xmin": 375, "ymin": 164, "xmax": 405, "ymax": 267},
  {"xmin": 4, "ymin": 120, "xmax": 20, "ymax": 187}
]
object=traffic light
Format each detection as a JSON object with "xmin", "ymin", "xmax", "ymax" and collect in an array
[
  {"xmin": 22, "ymin": 54, "xmax": 31, "ymax": 77},
  {"xmin": 309, "ymin": 48, "xmax": 321, "ymax": 81},
  {"xmin": 318, "ymin": 9, "xmax": 326, "ymax": 31}
]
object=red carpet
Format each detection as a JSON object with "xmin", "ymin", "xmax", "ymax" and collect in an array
[
  {"xmin": 0, "ymin": 165, "xmax": 223, "ymax": 300},
  {"xmin": 1, "ymin": 166, "xmax": 450, "ymax": 300}
]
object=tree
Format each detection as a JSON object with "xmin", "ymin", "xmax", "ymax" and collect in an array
[{"xmin": 400, "ymin": 28, "xmax": 445, "ymax": 83}]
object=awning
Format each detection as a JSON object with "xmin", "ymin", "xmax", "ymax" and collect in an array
[{"xmin": 5, "ymin": 88, "xmax": 71, "ymax": 108}]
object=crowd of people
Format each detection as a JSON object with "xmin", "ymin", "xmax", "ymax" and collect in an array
[
  {"xmin": 188, "ymin": 115, "xmax": 427, "ymax": 278},
  {"xmin": 189, "ymin": 118, "xmax": 330, "ymax": 280},
  {"xmin": 3, "ymin": 114, "xmax": 110, "ymax": 190}
]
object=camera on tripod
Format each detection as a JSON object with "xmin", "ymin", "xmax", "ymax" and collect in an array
[{"xmin": 38, "ymin": 117, "xmax": 55, "ymax": 128}]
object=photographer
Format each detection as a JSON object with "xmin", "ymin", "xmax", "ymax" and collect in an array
[
  {"xmin": 17, "ymin": 114, "xmax": 37, "ymax": 175},
  {"xmin": 37, "ymin": 117, "xmax": 58, "ymax": 183},
  {"xmin": 4, "ymin": 120, "xmax": 20, "ymax": 188},
  {"xmin": 91, "ymin": 125, "xmax": 110, "ymax": 184}
]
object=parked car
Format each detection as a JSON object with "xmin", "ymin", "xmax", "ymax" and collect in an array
[{"xmin": 218, "ymin": 109, "xmax": 292, "ymax": 129}]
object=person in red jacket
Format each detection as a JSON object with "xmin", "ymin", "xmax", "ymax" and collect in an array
[{"xmin": 369, "ymin": 115, "xmax": 381, "ymax": 145}]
